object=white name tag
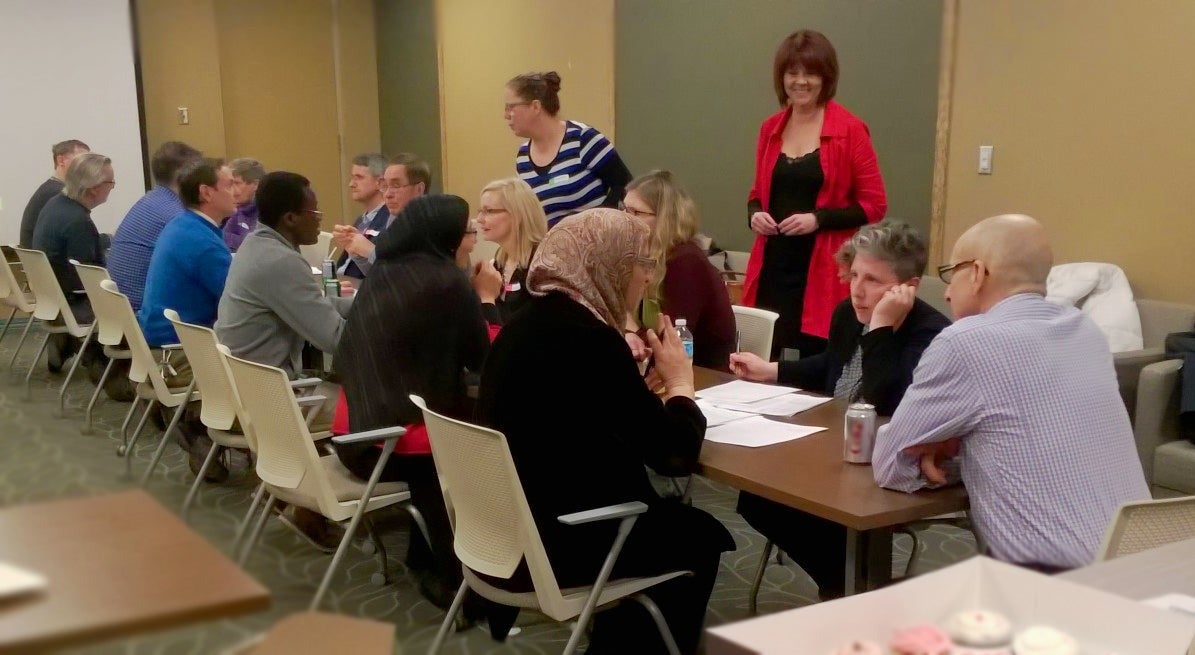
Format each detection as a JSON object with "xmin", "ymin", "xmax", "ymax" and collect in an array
[
  {"xmin": 365, "ymin": 229, "xmax": 380, "ymax": 237},
  {"xmin": 550, "ymin": 174, "xmax": 569, "ymax": 186},
  {"xmin": 505, "ymin": 282, "xmax": 521, "ymax": 293},
  {"xmin": 239, "ymin": 222, "xmax": 249, "ymax": 229}
]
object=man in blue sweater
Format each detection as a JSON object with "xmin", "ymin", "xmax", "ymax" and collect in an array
[{"xmin": 139, "ymin": 158, "xmax": 236, "ymax": 479}]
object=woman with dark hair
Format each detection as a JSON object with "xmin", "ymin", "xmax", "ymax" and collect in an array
[
  {"xmin": 333, "ymin": 194, "xmax": 489, "ymax": 607},
  {"xmin": 505, "ymin": 71, "xmax": 632, "ymax": 227},
  {"xmin": 741, "ymin": 29, "xmax": 888, "ymax": 361},
  {"xmin": 479, "ymin": 208, "xmax": 733, "ymax": 654}
]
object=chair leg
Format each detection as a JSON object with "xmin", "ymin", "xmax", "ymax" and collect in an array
[
  {"xmin": 57, "ymin": 326, "xmax": 93, "ymax": 417},
  {"xmin": 563, "ymin": 517, "xmax": 639, "ymax": 655},
  {"xmin": 118, "ymin": 396, "xmax": 142, "ymax": 446},
  {"xmin": 121, "ymin": 399, "xmax": 158, "ymax": 476},
  {"xmin": 139, "ymin": 384, "xmax": 194, "ymax": 486},
  {"xmin": 232, "ymin": 482, "xmax": 267, "ymax": 550},
  {"xmin": 748, "ymin": 540, "xmax": 775, "ymax": 616},
  {"xmin": 23, "ymin": 332, "xmax": 51, "ymax": 400},
  {"xmin": 7, "ymin": 315, "xmax": 34, "ymax": 370},
  {"xmin": 238, "ymin": 494, "xmax": 277, "ymax": 566},
  {"xmin": 403, "ymin": 504, "xmax": 432, "ymax": 558},
  {"xmin": 632, "ymin": 594, "xmax": 681, "ymax": 655},
  {"xmin": 311, "ymin": 501, "xmax": 372, "ymax": 610},
  {"xmin": 361, "ymin": 513, "xmax": 390, "ymax": 586},
  {"xmin": 898, "ymin": 527, "xmax": 921, "ymax": 577},
  {"xmin": 81, "ymin": 357, "xmax": 114, "ymax": 435},
  {"xmin": 181, "ymin": 445, "xmax": 223, "ymax": 519},
  {"xmin": 0, "ymin": 306, "xmax": 16, "ymax": 350},
  {"xmin": 429, "ymin": 580, "xmax": 469, "ymax": 655}
]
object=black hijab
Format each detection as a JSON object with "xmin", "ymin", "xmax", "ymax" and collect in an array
[{"xmin": 336, "ymin": 194, "xmax": 489, "ymax": 431}]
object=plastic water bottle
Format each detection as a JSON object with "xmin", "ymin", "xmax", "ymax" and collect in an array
[{"xmin": 675, "ymin": 319, "xmax": 694, "ymax": 359}]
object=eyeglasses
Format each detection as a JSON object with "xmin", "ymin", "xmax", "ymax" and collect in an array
[
  {"xmin": 477, "ymin": 207, "xmax": 508, "ymax": 217},
  {"xmin": 937, "ymin": 259, "xmax": 978, "ymax": 284},
  {"xmin": 636, "ymin": 256, "xmax": 658, "ymax": 270},
  {"xmin": 303, "ymin": 209, "xmax": 324, "ymax": 219},
  {"xmin": 379, "ymin": 181, "xmax": 417, "ymax": 191},
  {"xmin": 96, "ymin": 179, "xmax": 116, "ymax": 187},
  {"xmin": 619, "ymin": 202, "xmax": 656, "ymax": 219},
  {"xmin": 504, "ymin": 101, "xmax": 530, "ymax": 113}
]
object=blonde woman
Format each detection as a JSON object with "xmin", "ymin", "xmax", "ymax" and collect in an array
[
  {"xmin": 623, "ymin": 170, "xmax": 736, "ymax": 370},
  {"xmin": 470, "ymin": 177, "xmax": 548, "ymax": 326}
]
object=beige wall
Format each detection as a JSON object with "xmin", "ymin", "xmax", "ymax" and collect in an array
[
  {"xmin": 436, "ymin": 0, "xmax": 615, "ymax": 206},
  {"xmin": 942, "ymin": 0, "xmax": 1195, "ymax": 302},
  {"xmin": 138, "ymin": 0, "xmax": 379, "ymax": 228},
  {"xmin": 136, "ymin": 0, "xmax": 227, "ymax": 157}
]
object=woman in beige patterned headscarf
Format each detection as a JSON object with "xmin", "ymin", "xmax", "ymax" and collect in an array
[{"xmin": 476, "ymin": 207, "xmax": 733, "ymax": 655}]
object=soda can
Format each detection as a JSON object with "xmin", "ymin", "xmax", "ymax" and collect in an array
[
  {"xmin": 843, "ymin": 402, "xmax": 877, "ymax": 464},
  {"xmin": 321, "ymin": 258, "xmax": 335, "ymax": 280},
  {"xmin": 323, "ymin": 278, "xmax": 340, "ymax": 298}
]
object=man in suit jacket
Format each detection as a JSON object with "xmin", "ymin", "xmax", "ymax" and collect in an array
[
  {"xmin": 333, "ymin": 153, "xmax": 389, "ymax": 279},
  {"xmin": 333, "ymin": 153, "xmax": 430, "ymax": 278},
  {"xmin": 729, "ymin": 219, "xmax": 950, "ymax": 601}
]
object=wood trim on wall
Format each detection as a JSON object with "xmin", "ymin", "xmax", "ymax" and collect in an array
[{"xmin": 929, "ymin": 0, "xmax": 958, "ymax": 266}]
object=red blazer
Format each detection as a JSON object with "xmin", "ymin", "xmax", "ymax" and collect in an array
[{"xmin": 741, "ymin": 100, "xmax": 887, "ymax": 338}]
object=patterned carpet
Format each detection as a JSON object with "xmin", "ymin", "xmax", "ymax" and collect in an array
[{"xmin": 0, "ymin": 321, "xmax": 977, "ymax": 654}]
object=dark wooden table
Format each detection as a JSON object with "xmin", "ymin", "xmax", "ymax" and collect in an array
[
  {"xmin": 0, "ymin": 489, "xmax": 269, "ymax": 653},
  {"xmin": 693, "ymin": 367, "xmax": 968, "ymax": 592}
]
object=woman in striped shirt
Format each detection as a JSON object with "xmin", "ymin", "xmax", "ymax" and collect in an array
[{"xmin": 505, "ymin": 71, "xmax": 632, "ymax": 227}]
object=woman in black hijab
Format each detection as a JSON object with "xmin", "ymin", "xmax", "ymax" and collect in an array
[{"xmin": 334, "ymin": 194, "xmax": 489, "ymax": 607}]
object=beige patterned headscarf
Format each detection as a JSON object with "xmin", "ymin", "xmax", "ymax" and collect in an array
[{"xmin": 527, "ymin": 208, "xmax": 650, "ymax": 330}]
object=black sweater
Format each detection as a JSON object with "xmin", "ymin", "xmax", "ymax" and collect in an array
[{"xmin": 777, "ymin": 297, "xmax": 950, "ymax": 416}]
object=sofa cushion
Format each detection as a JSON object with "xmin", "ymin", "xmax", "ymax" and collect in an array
[{"xmin": 1154, "ymin": 440, "xmax": 1195, "ymax": 495}]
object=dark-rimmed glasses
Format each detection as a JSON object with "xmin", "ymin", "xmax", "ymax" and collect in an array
[{"xmin": 937, "ymin": 260, "xmax": 977, "ymax": 284}]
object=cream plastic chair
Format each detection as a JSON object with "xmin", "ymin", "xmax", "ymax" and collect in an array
[
  {"xmin": 71, "ymin": 260, "xmax": 133, "ymax": 432},
  {"xmin": 163, "ymin": 309, "xmax": 328, "ymax": 521},
  {"xmin": 225, "ymin": 350, "xmax": 412, "ymax": 610},
  {"xmin": 92, "ymin": 279, "xmax": 198, "ymax": 479},
  {"xmin": 732, "ymin": 305, "xmax": 780, "ymax": 359},
  {"xmin": 300, "ymin": 231, "xmax": 334, "ymax": 269},
  {"xmin": 12, "ymin": 247, "xmax": 94, "ymax": 403},
  {"xmin": 1096, "ymin": 495, "xmax": 1195, "ymax": 561},
  {"xmin": 0, "ymin": 252, "xmax": 37, "ymax": 369},
  {"xmin": 411, "ymin": 395, "xmax": 688, "ymax": 655}
]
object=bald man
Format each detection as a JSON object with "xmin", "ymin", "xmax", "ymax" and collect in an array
[{"xmin": 873, "ymin": 215, "xmax": 1148, "ymax": 572}]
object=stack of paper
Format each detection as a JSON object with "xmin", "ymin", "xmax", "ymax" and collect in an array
[
  {"xmin": 0, "ymin": 561, "xmax": 47, "ymax": 600},
  {"xmin": 695, "ymin": 380, "xmax": 798, "ymax": 404},
  {"xmin": 713, "ymin": 393, "xmax": 831, "ymax": 416},
  {"xmin": 694, "ymin": 399, "xmax": 757, "ymax": 427},
  {"xmin": 704, "ymin": 415, "xmax": 826, "ymax": 448}
]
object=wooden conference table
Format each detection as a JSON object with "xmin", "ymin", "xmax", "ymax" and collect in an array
[
  {"xmin": 693, "ymin": 367, "xmax": 969, "ymax": 593},
  {"xmin": 0, "ymin": 489, "xmax": 269, "ymax": 653}
]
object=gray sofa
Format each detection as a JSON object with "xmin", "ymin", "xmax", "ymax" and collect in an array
[{"xmin": 1119, "ymin": 299, "xmax": 1195, "ymax": 496}]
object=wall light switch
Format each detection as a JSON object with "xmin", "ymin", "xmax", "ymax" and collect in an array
[
  {"xmin": 178, "ymin": 107, "xmax": 189, "ymax": 125},
  {"xmin": 978, "ymin": 145, "xmax": 993, "ymax": 174}
]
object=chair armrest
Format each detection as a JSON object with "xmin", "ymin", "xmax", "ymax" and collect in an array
[
  {"xmin": 1134, "ymin": 358, "xmax": 1183, "ymax": 484},
  {"xmin": 558, "ymin": 501, "xmax": 648, "ymax": 526},
  {"xmin": 331, "ymin": 426, "xmax": 406, "ymax": 445},
  {"xmin": 295, "ymin": 394, "xmax": 327, "ymax": 408},
  {"xmin": 1114, "ymin": 348, "xmax": 1169, "ymax": 420},
  {"xmin": 159, "ymin": 343, "xmax": 183, "ymax": 350},
  {"xmin": 290, "ymin": 377, "xmax": 322, "ymax": 391}
]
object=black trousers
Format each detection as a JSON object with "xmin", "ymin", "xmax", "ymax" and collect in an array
[
  {"xmin": 334, "ymin": 445, "xmax": 458, "ymax": 590},
  {"xmin": 737, "ymin": 491, "xmax": 847, "ymax": 600},
  {"xmin": 558, "ymin": 502, "xmax": 734, "ymax": 655}
]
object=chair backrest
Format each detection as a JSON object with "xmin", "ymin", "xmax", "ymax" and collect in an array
[
  {"xmin": 299, "ymin": 231, "xmax": 333, "ymax": 269},
  {"xmin": 411, "ymin": 394, "xmax": 569, "ymax": 614},
  {"xmin": 12, "ymin": 247, "xmax": 88, "ymax": 332},
  {"xmin": 71, "ymin": 260, "xmax": 124, "ymax": 347},
  {"xmin": 165, "ymin": 309, "xmax": 242, "ymax": 434},
  {"xmin": 915, "ymin": 276, "xmax": 953, "ymax": 320},
  {"xmin": 1096, "ymin": 495, "xmax": 1195, "ymax": 561},
  {"xmin": 223, "ymin": 351, "xmax": 338, "ymax": 512},
  {"xmin": 96, "ymin": 279, "xmax": 179, "ymax": 399},
  {"xmin": 0, "ymin": 255, "xmax": 33, "ymax": 312},
  {"xmin": 732, "ymin": 305, "xmax": 780, "ymax": 359},
  {"xmin": 1136, "ymin": 298, "xmax": 1195, "ymax": 350}
]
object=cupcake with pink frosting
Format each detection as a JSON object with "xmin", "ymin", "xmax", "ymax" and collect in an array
[{"xmin": 889, "ymin": 624, "xmax": 953, "ymax": 655}]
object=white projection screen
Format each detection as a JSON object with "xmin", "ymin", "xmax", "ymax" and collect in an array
[{"xmin": 0, "ymin": 0, "xmax": 146, "ymax": 242}]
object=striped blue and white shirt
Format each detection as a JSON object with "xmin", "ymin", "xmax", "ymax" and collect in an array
[
  {"xmin": 516, "ymin": 120, "xmax": 617, "ymax": 227},
  {"xmin": 107, "ymin": 186, "xmax": 185, "ymax": 311},
  {"xmin": 873, "ymin": 293, "xmax": 1149, "ymax": 568}
]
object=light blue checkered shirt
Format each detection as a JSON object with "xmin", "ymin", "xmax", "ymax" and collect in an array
[{"xmin": 873, "ymin": 293, "xmax": 1149, "ymax": 568}]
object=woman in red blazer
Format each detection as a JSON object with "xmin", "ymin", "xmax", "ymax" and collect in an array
[{"xmin": 741, "ymin": 29, "xmax": 887, "ymax": 360}]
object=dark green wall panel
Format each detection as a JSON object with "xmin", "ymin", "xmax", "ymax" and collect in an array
[
  {"xmin": 375, "ymin": 0, "xmax": 442, "ymax": 192},
  {"xmin": 615, "ymin": 0, "xmax": 942, "ymax": 251}
]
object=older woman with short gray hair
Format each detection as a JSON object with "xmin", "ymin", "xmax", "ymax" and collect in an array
[{"xmin": 728, "ymin": 218, "xmax": 951, "ymax": 601}]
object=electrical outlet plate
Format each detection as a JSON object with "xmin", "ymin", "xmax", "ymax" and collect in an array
[
  {"xmin": 177, "ymin": 107, "xmax": 189, "ymax": 125},
  {"xmin": 978, "ymin": 145, "xmax": 993, "ymax": 174}
]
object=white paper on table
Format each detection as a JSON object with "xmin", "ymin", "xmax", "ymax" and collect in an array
[
  {"xmin": 0, "ymin": 561, "xmax": 47, "ymax": 599},
  {"xmin": 695, "ymin": 380, "xmax": 798, "ymax": 404},
  {"xmin": 704, "ymin": 415, "xmax": 825, "ymax": 447},
  {"xmin": 712, "ymin": 393, "xmax": 832, "ymax": 417},
  {"xmin": 694, "ymin": 399, "xmax": 756, "ymax": 427},
  {"xmin": 1145, "ymin": 593, "xmax": 1195, "ymax": 618}
]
